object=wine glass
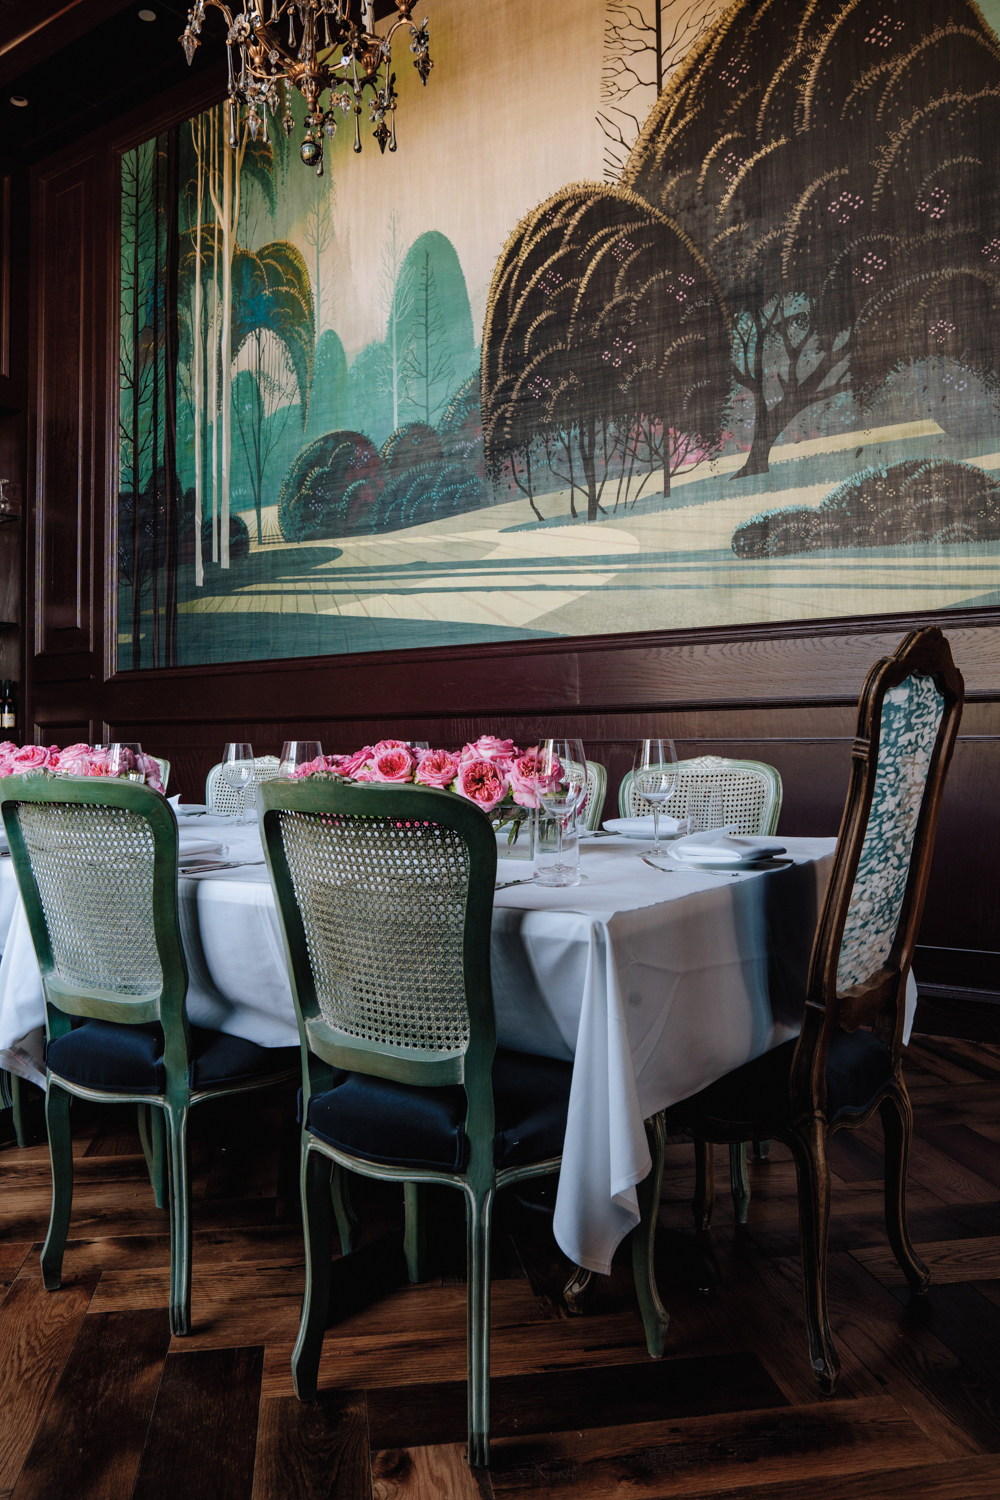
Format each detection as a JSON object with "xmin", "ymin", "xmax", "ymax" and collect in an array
[
  {"xmin": 534, "ymin": 739, "xmax": 587, "ymax": 887},
  {"xmin": 279, "ymin": 740, "xmax": 324, "ymax": 778},
  {"xmin": 107, "ymin": 742, "xmax": 145, "ymax": 781},
  {"xmin": 632, "ymin": 739, "xmax": 679, "ymax": 857},
  {"xmin": 221, "ymin": 743, "xmax": 255, "ymax": 825}
]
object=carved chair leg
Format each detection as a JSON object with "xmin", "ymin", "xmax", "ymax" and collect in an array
[
  {"xmin": 331, "ymin": 1164, "xmax": 357, "ymax": 1258},
  {"xmin": 40, "ymin": 1083, "xmax": 73, "ymax": 1290},
  {"xmin": 465, "ymin": 1183, "xmax": 494, "ymax": 1469},
  {"xmin": 563, "ymin": 1264, "xmax": 591, "ymax": 1314},
  {"xmin": 633, "ymin": 1113, "xmax": 670, "ymax": 1357},
  {"xmin": 788, "ymin": 1118, "xmax": 839, "ymax": 1395},
  {"xmin": 292, "ymin": 1145, "xmax": 333, "ymax": 1402},
  {"xmin": 165, "ymin": 1104, "xmax": 192, "ymax": 1336},
  {"xmin": 692, "ymin": 1139, "xmax": 715, "ymax": 1232},
  {"xmin": 879, "ymin": 1086, "xmax": 929, "ymax": 1295},
  {"xmin": 403, "ymin": 1181, "xmax": 427, "ymax": 1283},
  {"xmin": 729, "ymin": 1142, "xmax": 750, "ymax": 1224}
]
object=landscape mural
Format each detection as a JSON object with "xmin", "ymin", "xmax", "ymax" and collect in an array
[{"xmin": 118, "ymin": 0, "xmax": 1000, "ymax": 670}]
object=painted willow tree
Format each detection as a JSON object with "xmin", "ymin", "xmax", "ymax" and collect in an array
[
  {"xmin": 481, "ymin": 183, "xmax": 731, "ymax": 521},
  {"xmin": 622, "ymin": 0, "xmax": 1000, "ymax": 475},
  {"xmin": 119, "ymin": 128, "xmax": 180, "ymax": 670}
]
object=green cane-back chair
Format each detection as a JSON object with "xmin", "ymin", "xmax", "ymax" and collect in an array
[
  {"xmin": 259, "ymin": 777, "xmax": 669, "ymax": 1468},
  {"xmin": 618, "ymin": 754, "xmax": 782, "ymax": 834},
  {"xmin": 0, "ymin": 772, "xmax": 300, "ymax": 1334},
  {"xmin": 620, "ymin": 753, "xmax": 784, "ymax": 1219},
  {"xmin": 657, "ymin": 627, "xmax": 964, "ymax": 1394},
  {"xmin": 205, "ymin": 753, "xmax": 280, "ymax": 816}
]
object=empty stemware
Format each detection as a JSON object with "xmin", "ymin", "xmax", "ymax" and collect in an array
[
  {"xmin": 221, "ymin": 743, "xmax": 255, "ymax": 825},
  {"xmin": 279, "ymin": 740, "xmax": 324, "ymax": 779},
  {"xmin": 107, "ymin": 742, "xmax": 145, "ymax": 782},
  {"xmin": 534, "ymin": 738, "xmax": 587, "ymax": 887},
  {"xmin": 632, "ymin": 738, "xmax": 679, "ymax": 857}
]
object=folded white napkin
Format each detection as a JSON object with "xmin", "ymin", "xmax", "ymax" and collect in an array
[
  {"xmin": 602, "ymin": 815, "xmax": 681, "ymax": 837},
  {"xmin": 169, "ymin": 794, "xmax": 181, "ymax": 810},
  {"xmin": 670, "ymin": 827, "xmax": 786, "ymax": 863},
  {"xmin": 177, "ymin": 834, "xmax": 226, "ymax": 861}
]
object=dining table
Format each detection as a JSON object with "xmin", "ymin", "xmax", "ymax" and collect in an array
[{"xmin": 0, "ymin": 812, "xmax": 917, "ymax": 1276}]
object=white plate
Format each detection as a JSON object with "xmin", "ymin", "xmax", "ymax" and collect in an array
[
  {"xmin": 667, "ymin": 849, "xmax": 783, "ymax": 870},
  {"xmin": 176, "ymin": 804, "xmax": 208, "ymax": 816}
]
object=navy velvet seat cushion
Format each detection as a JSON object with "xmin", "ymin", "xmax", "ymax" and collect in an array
[
  {"xmin": 45, "ymin": 1018, "xmax": 299, "ymax": 1095},
  {"xmin": 669, "ymin": 1026, "xmax": 894, "ymax": 1131},
  {"xmin": 305, "ymin": 1047, "xmax": 573, "ymax": 1172}
]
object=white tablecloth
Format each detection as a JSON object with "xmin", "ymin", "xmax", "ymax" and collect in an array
[{"xmin": 0, "ymin": 826, "xmax": 916, "ymax": 1275}]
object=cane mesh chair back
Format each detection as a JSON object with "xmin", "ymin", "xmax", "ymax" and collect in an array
[
  {"xmin": 619, "ymin": 755, "xmax": 782, "ymax": 835},
  {"xmin": 205, "ymin": 754, "xmax": 280, "ymax": 816},
  {"xmin": 13, "ymin": 801, "xmax": 163, "ymax": 1000},
  {"xmin": 0, "ymin": 776, "xmax": 184, "ymax": 1023},
  {"xmin": 260, "ymin": 779, "xmax": 497, "ymax": 1087},
  {"xmin": 277, "ymin": 810, "xmax": 471, "ymax": 1056},
  {"xmin": 581, "ymin": 759, "xmax": 607, "ymax": 832}
]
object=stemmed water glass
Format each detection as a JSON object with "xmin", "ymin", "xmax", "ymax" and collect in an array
[
  {"xmin": 633, "ymin": 738, "xmax": 679, "ymax": 857},
  {"xmin": 107, "ymin": 742, "xmax": 145, "ymax": 781},
  {"xmin": 221, "ymin": 743, "xmax": 255, "ymax": 825},
  {"xmin": 534, "ymin": 738, "xmax": 587, "ymax": 887},
  {"xmin": 279, "ymin": 740, "xmax": 324, "ymax": 778}
]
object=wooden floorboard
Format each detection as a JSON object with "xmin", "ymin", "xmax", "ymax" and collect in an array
[{"xmin": 0, "ymin": 1038, "xmax": 998, "ymax": 1497}]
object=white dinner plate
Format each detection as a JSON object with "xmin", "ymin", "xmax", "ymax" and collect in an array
[{"xmin": 667, "ymin": 849, "xmax": 785, "ymax": 870}]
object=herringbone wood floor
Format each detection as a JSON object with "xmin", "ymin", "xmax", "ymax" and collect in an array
[{"xmin": 1, "ymin": 1036, "xmax": 1000, "ymax": 1499}]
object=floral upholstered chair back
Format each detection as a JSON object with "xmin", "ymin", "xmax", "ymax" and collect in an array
[{"xmin": 836, "ymin": 672, "xmax": 945, "ymax": 992}]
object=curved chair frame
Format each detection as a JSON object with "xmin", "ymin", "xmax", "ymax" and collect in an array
[
  {"xmin": 664, "ymin": 627, "xmax": 964, "ymax": 1394},
  {"xmin": 581, "ymin": 759, "xmax": 608, "ymax": 832},
  {"xmin": 260, "ymin": 778, "xmax": 669, "ymax": 1467},
  {"xmin": 0, "ymin": 773, "xmax": 297, "ymax": 1335},
  {"xmin": 619, "ymin": 755, "xmax": 783, "ymax": 836}
]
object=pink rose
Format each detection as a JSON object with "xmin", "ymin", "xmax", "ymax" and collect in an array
[
  {"xmin": 370, "ymin": 747, "xmax": 415, "ymax": 782},
  {"xmin": 460, "ymin": 735, "xmax": 517, "ymax": 770},
  {"xmin": 54, "ymin": 747, "xmax": 94, "ymax": 776},
  {"xmin": 138, "ymin": 754, "xmax": 164, "ymax": 793},
  {"xmin": 456, "ymin": 757, "xmax": 508, "ymax": 812},
  {"xmin": 337, "ymin": 745, "xmax": 376, "ymax": 779},
  {"xmin": 11, "ymin": 745, "xmax": 49, "ymax": 770},
  {"xmin": 290, "ymin": 755, "xmax": 330, "ymax": 779},
  {"xmin": 414, "ymin": 748, "xmax": 460, "ymax": 789},
  {"xmin": 371, "ymin": 739, "xmax": 413, "ymax": 758},
  {"xmin": 508, "ymin": 747, "xmax": 549, "ymax": 809}
]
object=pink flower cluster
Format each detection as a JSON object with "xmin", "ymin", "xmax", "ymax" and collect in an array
[
  {"xmin": 295, "ymin": 735, "xmax": 557, "ymax": 816},
  {"xmin": 0, "ymin": 742, "xmax": 164, "ymax": 793}
]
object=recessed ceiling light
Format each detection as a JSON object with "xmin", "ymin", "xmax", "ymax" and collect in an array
[
  {"xmin": 9, "ymin": 96, "xmax": 27, "ymax": 108},
  {"xmin": 138, "ymin": 8, "xmax": 156, "ymax": 19}
]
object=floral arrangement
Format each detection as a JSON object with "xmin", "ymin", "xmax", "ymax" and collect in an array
[
  {"xmin": 290, "ymin": 736, "xmax": 558, "ymax": 836},
  {"xmin": 0, "ymin": 742, "xmax": 165, "ymax": 793}
]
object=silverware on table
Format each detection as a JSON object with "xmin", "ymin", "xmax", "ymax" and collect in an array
[
  {"xmin": 495, "ymin": 877, "xmax": 535, "ymax": 890},
  {"xmin": 640, "ymin": 856, "xmax": 741, "ymax": 878}
]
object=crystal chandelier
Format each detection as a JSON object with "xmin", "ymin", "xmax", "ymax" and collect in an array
[{"xmin": 179, "ymin": 1, "xmax": 432, "ymax": 170}]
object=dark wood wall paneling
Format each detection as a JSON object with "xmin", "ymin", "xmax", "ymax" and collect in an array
[{"xmin": 20, "ymin": 77, "xmax": 1000, "ymax": 1041}]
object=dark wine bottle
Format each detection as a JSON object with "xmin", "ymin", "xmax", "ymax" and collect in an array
[{"xmin": 1, "ymin": 680, "xmax": 16, "ymax": 736}]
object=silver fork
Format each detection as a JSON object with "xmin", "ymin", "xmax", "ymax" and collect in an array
[
  {"xmin": 495, "ymin": 877, "xmax": 535, "ymax": 890},
  {"xmin": 641, "ymin": 856, "xmax": 741, "ymax": 878}
]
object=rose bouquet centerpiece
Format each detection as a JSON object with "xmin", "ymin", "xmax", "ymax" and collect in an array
[
  {"xmin": 289, "ymin": 736, "xmax": 558, "ymax": 849},
  {"xmin": 0, "ymin": 742, "xmax": 165, "ymax": 793}
]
